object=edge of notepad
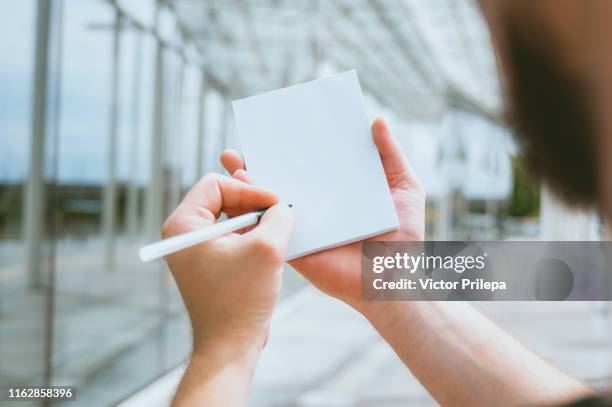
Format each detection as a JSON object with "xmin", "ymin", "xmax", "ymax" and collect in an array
[{"xmin": 285, "ymin": 223, "xmax": 400, "ymax": 261}]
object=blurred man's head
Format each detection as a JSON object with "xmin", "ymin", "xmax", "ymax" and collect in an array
[{"xmin": 478, "ymin": 0, "xmax": 612, "ymax": 210}]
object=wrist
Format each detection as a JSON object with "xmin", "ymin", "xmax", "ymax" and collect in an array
[
  {"xmin": 173, "ymin": 337, "xmax": 262, "ymax": 406},
  {"xmin": 192, "ymin": 335, "xmax": 262, "ymax": 373}
]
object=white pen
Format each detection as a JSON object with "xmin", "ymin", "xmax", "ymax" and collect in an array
[{"xmin": 138, "ymin": 210, "xmax": 266, "ymax": 262}]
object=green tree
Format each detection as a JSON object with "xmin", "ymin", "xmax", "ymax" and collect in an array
[{"xmin": 508, "ymin": 156, "xmax": 540, "ymax": 217}]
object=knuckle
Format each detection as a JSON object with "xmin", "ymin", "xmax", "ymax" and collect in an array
[
  {"xmin": 201, "ymin": 172, "xmax": 219, "ymax": 184},
  {"xmin": 161, "ymin": 207, "xmax": 191, "ymax": 239},
  {"xmin": 198, "ymin": 172, "xmax": 223, "ymax": 185}
]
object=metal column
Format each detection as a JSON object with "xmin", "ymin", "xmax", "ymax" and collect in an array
[
  {"xmin": 169, "ymin": 59, "xmax": 185, "ymax": 211},
  {"xmin": 218, "ymin": 96, "xmax": 231, "ymax": 170},
  {"xmin": 127, "ymin": 31, "xmax": 143, "ymax": 237},
  {"xmin": 195, "ymin": 71, "xmax": 207, "ymax": 178},
  {"xmin": 435, "ymin": 194, "xmax": 452, "ymax": 240},
  {"xmin": 25, "ymin": 0, "xmax": 52, "ymax": 289},
  {"xmin": 102, "ymin": 9, "xmax": 121, "ymax": 269},
  {"xmin": 146, "ymin": 37, "xmax": 165, "ymax": 238}
]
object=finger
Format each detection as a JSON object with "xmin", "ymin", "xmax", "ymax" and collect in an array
[
  {"xmin": 223, "ymin": 171, "xmax": 253, "ymax": 217},
  {"xmin": 243, "ymin": 203, "xmax": 294, "ymax": 258},
  {"xmin": 182, "ymin": 173, "xmax": 278, "ymax": 222},
  {"xmin": 372, "ymin": 118, "xmax": 421, "ymax": 189},
  {"xmin": 220, "ymin": 149, "xmax": 246, "ymax": 175},
  {"xmin": 233, "ymin": 168, "xmax": 251, "ymax": 184}
]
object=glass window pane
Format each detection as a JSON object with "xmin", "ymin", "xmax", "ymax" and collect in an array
[
  {"xmin": 50, "ymin": 2, "xmax": 182, "ymax": 404},
  {"xmin": 0, "ymin": 0, "xmax": 44, "ymax": 395}
]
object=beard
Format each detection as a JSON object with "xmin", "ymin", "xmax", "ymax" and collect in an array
[{"xmin": 504, "ymin": 18, "xmax": 599, "ymax": 208}]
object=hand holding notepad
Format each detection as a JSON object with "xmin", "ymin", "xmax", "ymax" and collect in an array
[{"xmin": 227, "ymin": 70, "xmax": 425, "ymax": 306}]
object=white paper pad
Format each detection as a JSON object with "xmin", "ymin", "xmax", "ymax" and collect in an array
[{"xmin": 232, "ymin": 70, "xmax": 399, "ymax": 260}]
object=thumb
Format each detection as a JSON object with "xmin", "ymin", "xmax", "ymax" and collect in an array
[
  {"xmin": 244, "ymin": 203, "xmax": 294, "ymax": 257},
  {"xmin": 372, "ymin": 118, "xmax": 420, "ymax": 189}
]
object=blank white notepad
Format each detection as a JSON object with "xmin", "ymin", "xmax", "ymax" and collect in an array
[{"xmin": 232, "ymin": 70, "xmax": 399, "ymax": 260}]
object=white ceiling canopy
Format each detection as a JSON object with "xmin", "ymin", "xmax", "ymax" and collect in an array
[{"xmin": 172, "ymin": 0, "xmax": 502, "ymax": 123}]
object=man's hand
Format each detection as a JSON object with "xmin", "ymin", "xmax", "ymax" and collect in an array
[
  {"xmin": 220, "ymin": 118, "xmax": 425, "ymax": 312},
  {"xmin": 163, "ymin": 174, "xmax": 293, "ymax": 406}
]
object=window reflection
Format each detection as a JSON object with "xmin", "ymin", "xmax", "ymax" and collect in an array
[
  {"xmin": 0, "ymin": 0, "xmax": 45, "ymax": 397},
  {"xmin": 1, "ymin": 0, "xmax": 198, "ymax": 404}
]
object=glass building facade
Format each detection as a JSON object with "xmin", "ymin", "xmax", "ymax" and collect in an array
[{"xmin": 1, "ymin": 1, "xmax": 231, "ymax": 404}]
